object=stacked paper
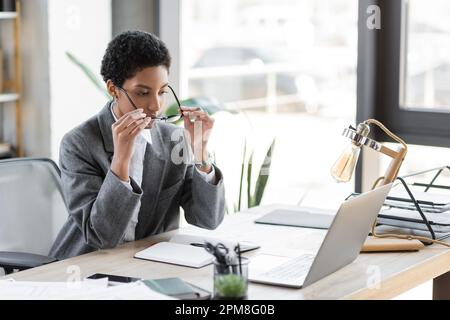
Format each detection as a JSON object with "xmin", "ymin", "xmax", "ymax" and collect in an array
[
  {"xmin": 0, "ymin": 278, "xmax": 175, "ymax": 300},
  {"xmin": 385, "ymin": 189, "xmax": 450, "ymax": 213}
]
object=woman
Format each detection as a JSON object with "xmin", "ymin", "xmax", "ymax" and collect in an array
[{"xmin": 50, "ymin": 31, "xmax": 225, "ymax": 260}]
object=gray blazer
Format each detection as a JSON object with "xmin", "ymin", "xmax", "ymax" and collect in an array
[{"xmin": 49, "ymin": 101, "xmax": 225, "ymax": 260}]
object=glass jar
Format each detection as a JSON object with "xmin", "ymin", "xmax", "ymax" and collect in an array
[{"xmin": 213, "ymin": 257, "xmax": 249, "ymax": 300}]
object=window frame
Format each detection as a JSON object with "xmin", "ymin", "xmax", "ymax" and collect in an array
[
  {"xmin": 372, "ymin": 0, "xmax": 450, "ymax": 148},
  {"xmin": 356, "ymin": 0, "xmax": 450, "ymax": 192}
]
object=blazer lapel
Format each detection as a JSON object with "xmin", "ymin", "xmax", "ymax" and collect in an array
[{"xmin": 97, "ymin": 101, "xmax": 115, "ymax": 162}]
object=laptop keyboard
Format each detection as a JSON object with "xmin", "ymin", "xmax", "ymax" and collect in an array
[{"xmin": 260, "ymin": 254, "xmax": 316, "ymax": 281}]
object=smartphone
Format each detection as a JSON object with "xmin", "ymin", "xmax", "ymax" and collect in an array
[{"xmin": 86, "ymin": 273, "xmax": 142, "ymax": 285}]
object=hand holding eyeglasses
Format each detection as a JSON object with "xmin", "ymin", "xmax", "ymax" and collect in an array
[
  {"xmin": 110, "ymin": 108, "xmax": 154, "ymax": 182},
  {"xmin": 115, "ymin": 84, "xmax": 214, "ymax": 173},
  {"xmin": 181, "ymin": 106, "xmax": 215, "ymax": 171}
]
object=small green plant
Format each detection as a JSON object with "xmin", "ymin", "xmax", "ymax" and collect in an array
[{"xmin": 214, "ymin": 274, "xmax": 247, "ymax": 299}]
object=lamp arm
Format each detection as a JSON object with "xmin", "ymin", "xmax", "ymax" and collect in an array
[
  {"xmin": 364, "ymin": 119, "xmax": 408, "ymax": 185},
  {"xmin": 364, "ymin": 119, "xmax": 408, "ymax": 150},
  {"xmin": 378, "ymin": 145, "xmax": 401, "ymax": 159}
]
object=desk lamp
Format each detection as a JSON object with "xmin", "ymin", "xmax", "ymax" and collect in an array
[
  {"xmin": 331, "ymin": 119, "xmax": 450, "ymax": 251},
  {"xmin": 331, "ymin": 119, "xmax": 407, "ymax": 185}
]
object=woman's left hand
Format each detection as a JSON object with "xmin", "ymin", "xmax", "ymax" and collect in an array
[{"xmin": 181, "ymin": 106, "xmax": 214, "ymax": 163}]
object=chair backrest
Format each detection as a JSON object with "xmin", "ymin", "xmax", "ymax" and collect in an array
[{"xmin": 0, "ymin": 158, "xmax": 68, "ymax": 255}]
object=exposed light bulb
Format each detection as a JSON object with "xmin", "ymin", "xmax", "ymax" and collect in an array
[{"xmin": 330, "ymin": 143, "xmax": 361, "ymax": 183}]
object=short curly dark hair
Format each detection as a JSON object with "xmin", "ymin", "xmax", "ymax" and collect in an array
[{"xmin": 100, "ymin": 30, "xmax": 171, "ymax": 87}]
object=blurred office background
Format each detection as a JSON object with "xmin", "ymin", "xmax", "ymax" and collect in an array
[{"xmin": 1, "ymin": 0, "xmax": 450, "ymax": 298}]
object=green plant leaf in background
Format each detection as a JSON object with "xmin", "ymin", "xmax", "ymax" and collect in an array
[
  {"xmin": 237, "ymin": 140, "xmax": 247, "ymax": 212},
  {"xmin": 233, "ymin": 138, "xmax": 276, "ymax": 212},
  {"xmin": 165, "ymin": 96, "xmax": 235, "ymax": 117},
  {"xmin": 66, "ymin": 51, "xmax": 232, "ymax": 118},
  {"xmin": 246, "ymin": 150, "xmax": 254, "ymax": 208},
  {"xmin": 252, "ymin": 138, "xmax": 276, "ymax": 207},
  {"xmin": 65, "ymin": 52, "xmax": 110, "ymax": 99}
]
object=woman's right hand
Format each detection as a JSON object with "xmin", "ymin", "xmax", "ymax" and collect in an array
[{"xmin": 110, "ymin": 108, "xmax": 152, "ymax": 182}]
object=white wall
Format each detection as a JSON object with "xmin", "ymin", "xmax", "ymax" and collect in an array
[{"xmin": 48, "ymin": 0, "xmax": 112, "ymax": 161}]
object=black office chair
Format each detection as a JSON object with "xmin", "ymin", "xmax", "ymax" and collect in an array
[{"xmin": 0, "ymin": 158, "xmax": 68, "ymax": 274}]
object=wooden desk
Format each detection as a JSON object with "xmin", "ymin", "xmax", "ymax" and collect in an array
[{"xmin": 5, "ymin": 204, "xmax": 450, "ymax": 299}]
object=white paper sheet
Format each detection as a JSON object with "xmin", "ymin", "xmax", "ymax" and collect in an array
[
  {"xmin": 0, "ymin": 278, "xmax": 108, "ymax": 300},
  {"xmin": 386, "ymin": 189, "xmax": 450, "ymax": 213},
  {"xmin": 63, "ymin": 281, "xmax": 176, "ymax": 300},
  {"xmin": 0, "ymin": 279, "xmax": 174, "ymax": 300}
]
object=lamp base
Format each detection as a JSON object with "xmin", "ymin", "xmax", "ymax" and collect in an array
[{"xmin": 361, "ymin": 236, "xmax": 424, "ymax": 252}]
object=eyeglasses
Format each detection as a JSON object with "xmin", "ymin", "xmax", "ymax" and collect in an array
[{"xmin": 116, "ymin": 84, "xmax": 183, "ymax": 123}]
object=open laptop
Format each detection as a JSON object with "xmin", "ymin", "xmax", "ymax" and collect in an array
[{"xmin": 248, "ymin": 183, "xmax": 392, "ymax": 288}]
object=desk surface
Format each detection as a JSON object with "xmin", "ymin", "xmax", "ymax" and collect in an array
[{"xmin": 5, "ymin": 204, "xmax": 450, "ymax": 299}]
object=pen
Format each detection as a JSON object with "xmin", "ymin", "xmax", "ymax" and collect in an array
[{"xmin": 190, "ymin": 243, "xmax": 205, "ymax": 248}]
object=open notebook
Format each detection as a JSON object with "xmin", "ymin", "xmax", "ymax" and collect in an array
[{"xmin": 134, "ymin": 234, "xmax": 260, "ymax": 268}]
